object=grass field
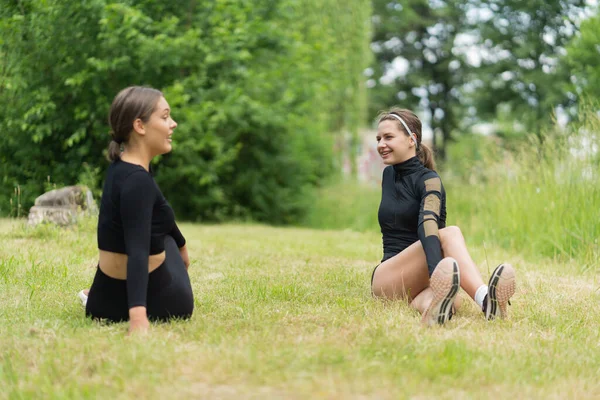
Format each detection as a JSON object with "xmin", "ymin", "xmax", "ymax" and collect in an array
[{"xmin": 1, "ymin": 218, "xmax": 599, "ymax": 399}]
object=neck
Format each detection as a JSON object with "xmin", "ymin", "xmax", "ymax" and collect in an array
[
  {"xmin": 397, "ymin": 150, "xmax": 417, "ymax": 164},
  {"xmin": 393, "ymin": 155, "xmax": 422, "ymax": 176},
  {"xmin": 120, "ymin": 143, "xmax": 152, "ymax": 171}
]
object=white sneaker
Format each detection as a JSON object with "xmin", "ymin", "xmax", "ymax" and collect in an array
[
  {"xmin": 77, "ymin": 290, "xmax": 88, "ymax": 307},
  {"xmin": 484, "ymin": 263, "xmax": 516, "ymax": 320},
  {"xmin": 422, "ymin": 259, "xmax": 460, "ymax": 326}
]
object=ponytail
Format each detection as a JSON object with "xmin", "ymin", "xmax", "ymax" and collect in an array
[
  {"xmin": 107, "ymin": 139, "xmax": 122, "ymax": 162},
  {"xmin": 106, "ymin": 86, "xmax": 163, "ymax": 162},
  {"xmin": 417, "ymin": 142, "xmax": 435, "ymax": 171}
]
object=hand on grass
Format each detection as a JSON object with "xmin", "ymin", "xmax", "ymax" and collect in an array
[{"xmin": 128, "ymin": 306, "xmax": 149, "ymax": 336}]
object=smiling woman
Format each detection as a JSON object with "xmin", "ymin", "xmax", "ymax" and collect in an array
[
  {"xmin": 375, "ymin": 109, "xmax": 434, "ymax": 170},
  {"xmin": 371, "ymin": 107, "xmax": 516, "ymax": 326},
  {"xmin": 83, "ymin": 86, "xmax": 194, "ymax": 335}
]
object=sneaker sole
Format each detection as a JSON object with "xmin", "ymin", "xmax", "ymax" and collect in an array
[
  {"xmin": 422, "ymin": 260, "xmax": 460, "ymax": 327},
  {"xmin": 486, "ymin": 263, "xmax": 516, "ymax": 320}
]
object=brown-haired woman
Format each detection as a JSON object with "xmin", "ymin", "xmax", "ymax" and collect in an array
[
  {"xmin": 371, "ymin": 108, "xmax": 516, "ymax": 326},
  {"xmin": 82, "ymin": 86, "xmax": 193, "ymax": 335}
]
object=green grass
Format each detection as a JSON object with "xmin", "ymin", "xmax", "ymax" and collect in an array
[
  {"xmin": 304, "ymin": 114, "xmax": 600, "ymax": 271},
  {"xmin": 1, "ymin": 218, "xmax": 599, "ymax": 399},
  {"xmin": 446, "ymin": 130, "xmax": 600, "ymax": 271}
]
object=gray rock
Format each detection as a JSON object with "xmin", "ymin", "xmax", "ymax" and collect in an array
[{"xmin": 28, "ymin": 186, "xmax": 98, "ymax": 226}]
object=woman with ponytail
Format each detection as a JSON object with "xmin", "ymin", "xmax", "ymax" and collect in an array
[
  {"xmin": 371, "ymin": 108, "xmax": 516, "ymax": 326},
  {"xmin": 81, "ymin": 86, "xmax": 194, "ymax": 335}
]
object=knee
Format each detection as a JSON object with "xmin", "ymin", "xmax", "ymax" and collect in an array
[{"xmin": 439, "ymin": 225, "xmax": 463, "ymax": 245}]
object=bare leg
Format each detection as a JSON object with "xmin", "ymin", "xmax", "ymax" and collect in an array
[
  {"xmin": 371, "ymin": 240, "xmax": 461, "ymax": 314},
  {"xmin": 439, "ymin": 226, "xmax": 485, "ymax": 300},
  {"xmin": 372, "ymin": 225, "xmax": 485, "ymax": 308},
  {"xmin": 411, "ymin": 287, "xmax": 463, "ymax": 314},
  {"xmin": 438, "ymin": 227, "xmax": 518, "ymax": 319},
  {"xmin": 371, "ymin": 240, "xmax": 430, "ymax": 302},
  {"xmin": 372, "ymin": 225, "xmax": 515, "ymax": 322},
  {"xmin": 410, "ymin": 287, "xmax": 433, "ymax": 314}
]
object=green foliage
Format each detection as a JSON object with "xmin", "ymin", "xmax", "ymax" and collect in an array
[
  {"xmin": 442, "ymin": 133, "xmax": 505, "ymax": 182},
  {"xmin": 564, "ymin": 12, "xmax": 600, "ymax": 107},
  {"xmin": 369, "ymin": 0, "xmax": 468, "ymax": 158},
  {"xmin": 304, "ymin": 111, "xmax": 600, "ymax": 268},
  {"xmin": 468, "ymin": 0, "xmax": 587, "ymax": 135},
  {"xmin": 301, "ymin": 180, "xmax": 380, "ymax": 232},
  {"xmin": 368, "ymin": 0, "xmax": 590, "ymax": 156},
  {"xmin": 445, "ymin": 111, "xmax": 600, "ymax": 269},
  {"xmin": 0, "ymin": 0, "xmax": 371, "ymax": 223}
]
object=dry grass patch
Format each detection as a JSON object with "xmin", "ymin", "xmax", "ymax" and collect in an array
[{"xmin": 0, "ymin": 219, "xmax": 599, "ymax": 399}]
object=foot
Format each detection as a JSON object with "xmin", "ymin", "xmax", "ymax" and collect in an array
[
  {"xmin": 483, "ymin": 263, "xmax": 516, "ymax": 320},
  {"xmin": 77, "ymin": 289, "xmax": 89, "ymax": 307},
  {"xmin": 422, "ymin": 260, "xmax": 460, "ymax": 326}
]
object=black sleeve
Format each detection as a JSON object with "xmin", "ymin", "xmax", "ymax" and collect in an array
[
  {"xmin": 120, "ymin": 171, "xmax": 156, "ymax": 309},
  {"xmin": 169, "ymin": 223, "xmax": 186, "ymax": 248},
  {"xmin": 417, "ymin": 173, "xmax": 444, "ymax": 276}
]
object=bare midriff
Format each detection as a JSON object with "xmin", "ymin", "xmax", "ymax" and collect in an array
[{"xmin": 98, "ymin": 250, "xmax": 166, "ymax": 280}]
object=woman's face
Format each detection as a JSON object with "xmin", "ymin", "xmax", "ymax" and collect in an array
[
  {"xmin": 376, "ymin": 119, "xmax": 414, "ymax": 165},
  {"xmin": 144, "ymin": 96, "xmax": 177, "ymax": 156}
]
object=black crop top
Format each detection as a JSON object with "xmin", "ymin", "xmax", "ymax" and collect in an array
[
  {"xmin": 97, "ymin": 159, "xmax": 186, "ymax": 308},
  {"xmin": 378, "ymin": 156, "xmax": 446, "ymax": 276}
]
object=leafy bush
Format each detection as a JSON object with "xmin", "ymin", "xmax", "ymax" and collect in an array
[{"xmin": 0, "ymin": 0, "xmax": 371, "ymax": 223}]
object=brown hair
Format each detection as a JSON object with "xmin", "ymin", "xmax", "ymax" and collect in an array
[
  {"xmin": 376, "ymin": 107, "xmax": 436, "ymax": 170},
  {"xmin": 107, "ymin": 86, "xmax": 163, "ymax": 161}
]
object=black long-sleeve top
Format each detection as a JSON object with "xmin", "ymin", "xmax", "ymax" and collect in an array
[
  {"xmin": 97, "ymin": 159, "xmax": 186, "ymax": 309},
  {"xmin": 378, "ymin": 156, "xmax": 446, "ymax": 276}
]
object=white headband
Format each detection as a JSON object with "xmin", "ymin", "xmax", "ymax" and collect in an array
[{"xmin": 387, "ymin": 113, "xmax": 419, "ymax": 149}]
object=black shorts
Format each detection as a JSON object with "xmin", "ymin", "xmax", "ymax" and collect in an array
[
  {"xmin": 370, "ymin": 263, "xmax": 381, "ymax": 292},
  {"xmin": 86, "ymin": 235, "xmax": 194, "ymax": 322}
]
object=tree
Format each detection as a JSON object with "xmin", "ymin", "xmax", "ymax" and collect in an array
[
  {"xmin": 0, "ymin": 0, "xmax": 371, "ymax": 222},
  {"xmin": 563, "ymin": 9, "xmax": 600, "ymax": 109},
  {"xmin": 467, "ymin": 0, "xmax": 587, "ymax": 138},
  {"xmin": 369, "ymin": 0, "xmax": 470, "ymax": 159}
]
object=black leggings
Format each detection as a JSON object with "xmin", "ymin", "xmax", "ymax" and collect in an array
[{"xmin": 86, "ymin": 235, "xmax": 194, "ymax": 322}]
